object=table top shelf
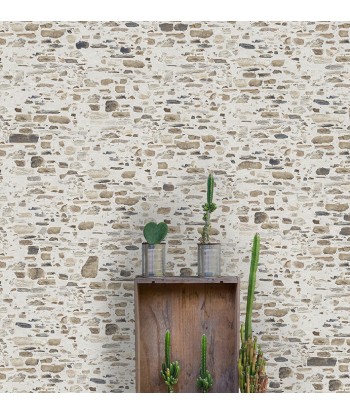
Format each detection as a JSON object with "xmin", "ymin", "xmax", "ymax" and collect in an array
[{"xmin": 135, "ymin": 276, "xmax": 239, "ymax": 284}]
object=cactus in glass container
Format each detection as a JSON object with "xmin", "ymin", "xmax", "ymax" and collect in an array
[
  {"xmin": 200, "ymin": 173, "xmax": 217, "ymax": 244},
  {"xmin": 160, "ymin": 330, "xmax": 180, "ymax": 392},
  {"xmin": 238, "ymin": 233, "xmax": 268, "ymax": 393},
  {"xmin": 143, "ymin": 221, "xmax": 168, "ymax": 245},
  {"xmin": 197, "ymin": 334, "xmax": 213, "ymax": 393}
]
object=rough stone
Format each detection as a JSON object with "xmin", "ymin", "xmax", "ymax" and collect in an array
[
  {"xmin": 279, "ymin": 367, "xmax": 292, "ymax": 379},
  {"xmin": 81, "ymin": 256, "xmax": 99, "ymax": 278},
  {"xmin": 41, "ymin": 364, "xmax": 65, "ymax": 373},
  {"xmin": 78, "ymin": 221, "xmax": 94, "ymax": 230},
  {"xmin": 41, "ymin": 29, "xmax": 65, "ymax": 38},
  {"xmin": 190, "ymin": 29, "xmax": 213, "ymax": 38},
  {"xmin": 28, "ymin": 268, "xmax": 45, "ymax": 279},
  {"xmin": 307, "ymin": 357, "xmax": 337, "ymax": 366},
  {"xmin": 123, "ymin": 60, "xmax": 145, "ymax": 68},
  {"xmin": 329, "ymin": 380, "xmax": 342, "ymax": 391},
  {"xmin": 105, "ymin": 101, "xmax": 118, "ymax": 112},
  {"xmin": 159, "ymin": 23, "xmax": 173, "ymax": 32},
  {"xmin": 48, "ymin": 115, "xmax": 70, "ymax": 124},
  {"xmin": 76, "ymin": 41, "xmax": 89, "ymax": 49},
  {"xmin": 31, "ymin": 156, "xmax": 44, "ymax": 167},
  {"xmin": 325, "ymin": 204, "xmax": 348, "ymax": 212},
  {"xmin": 265, "ymin": 309, "xmax": 289, "ymax": 317},
  {"xmin": 255, "ymin": 212, "xmax": 268, "ymax": 224},
  {"xmin": 237, "ymin": 161, "xmax": 262, "ymax": 170},
  {"xmin": 105, "ymin": 324, "xmax": 118, "ymax": 335},
  {"xmin": 272, "ymin": 171, "xmax": 294, "ymax": 180},
  {"xmin": 9, "ymin": 134, "xmax": 38, "ymax": 143}
]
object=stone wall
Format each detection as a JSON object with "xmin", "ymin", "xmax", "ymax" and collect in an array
[{"xmin": 0, "ymin": 21, "xmax": 349, "ymax": 392}]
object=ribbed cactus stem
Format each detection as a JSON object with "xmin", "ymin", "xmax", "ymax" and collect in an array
[
  {"xmin": 201, "ymin": 334, "xmax": 207, "ymax": 375},
  {"xmin": 160, "ymin": 330, "xmax": 180, "ymax": 393},
  {"xmin": 245, "ymin": 233, "xmax": 260, "ymax": 341},
  {"xmin": 165, "ymin": 330, "xmax": 170, "ymax": 368},
  {"xmin": 207, "ymin": 173, "xmax": 214, "ymax": 205},
  {"xmin": 197, "ymin": 334, "xmax": 213, "ymax": 392},
  {"xmin": 200, "ymin": 173, "xmax": 217, "ymax": 244}
]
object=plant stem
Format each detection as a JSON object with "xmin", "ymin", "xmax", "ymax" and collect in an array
[{"xmin": 245, "ymin": 233, "xmax": 260, "ymax": 342}]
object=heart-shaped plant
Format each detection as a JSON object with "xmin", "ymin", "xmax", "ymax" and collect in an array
[{"xmin": 143, "ymin": 221, "xmax": 168, "ymax": 245}]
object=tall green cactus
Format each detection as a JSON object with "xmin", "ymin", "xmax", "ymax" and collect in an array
[
  {"xmin": 245, "ymin": 233, "xmax": 260, "ymax": 341},
  {"xmin": 238, "ymin": 233, "xmax": 268, "ymax": 393},
  {"xmin": 160, "ymin": 330, "xmax": 180, "ymax": 393},
  {"xmin": 200, "ymin": 173, "xmax": 217, "ymax": 244},
  {"xmin": 197, "ymin": 334, "xmax": 213, "ymax": 393}
]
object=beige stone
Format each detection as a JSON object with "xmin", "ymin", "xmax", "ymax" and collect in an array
[
  {"xmin": 123, "ymin": 60, "xmax": 145, "ymax": 68},
  {"xmin": 41, "ymin": 29, "xmax": 65, "ymax": 38},
  {"xmin": 81, "ymin": 256, "xmax": 99, "ymax": 278}
]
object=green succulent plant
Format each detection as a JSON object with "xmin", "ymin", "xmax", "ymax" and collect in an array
[
  {"xmin": 200, "ymin": 173, "xmax": 217, "ymax": 244},
  {"xmin": 197, "ymin": 334, "xmax": 213, "ymax": 393},
  {"xmin": 143, "ymin": 221, "xmax": 168, "ymax": 245},
  {"xmin": 238, "ymin": 233, "xmax": 268, "ymax": 393},
  {"xmin": 160, "ymin": 330, "xmax": 180, "ymax": 392}
]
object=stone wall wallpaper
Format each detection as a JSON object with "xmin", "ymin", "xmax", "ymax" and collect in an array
[{"xmin": 0, "ymin": 21, "xmax": 349, "ymax": 393}]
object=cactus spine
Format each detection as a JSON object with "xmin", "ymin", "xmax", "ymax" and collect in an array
[
  {"xmin": 200, "ymin": 173, "xmax": 217, "ymax": 244},
  {"xmin": 238, "ymin": 233, "xmax": 268, "ymax": 393},
  {"xmin": 197, "ymin": 334, "xmax": 213, "ymax": 393},
  {"xmin": 160, "ymin": 330, "xmax": 180, "ymax": 393}
]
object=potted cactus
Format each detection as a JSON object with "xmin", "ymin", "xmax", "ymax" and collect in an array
[
  {"xmin": 198, "ymin": 173, "xmax": 221, "ymax": 277},
  {"xmin": 142, "ymin": 221, "xmax": 168, "ymax": 277}
]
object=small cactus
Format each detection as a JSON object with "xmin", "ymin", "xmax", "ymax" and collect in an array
[
  {"xmin": 197, "ymin": 334, "xmax": 213, "ymax": 393},
  {"xmin": 160, "ymin": 330, "xmax": 180, "ymax": 392},
  {"xmin": 143, "ymin": 221, "xmax": 168, "ymax": 245},
  {"xmin": 238, "ymin": 233, "xmax": 268, "ymax": 393},
  {"xmin": 200, "ymin": 174, "xmax": 217, "ymax": 244}
]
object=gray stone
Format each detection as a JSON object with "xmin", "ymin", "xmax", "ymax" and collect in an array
[
  {"xmin": 76, "ymin": 41, "xmax": 89, "ymax": 49},
  {"xmin": 90, "ymin": 378, "xmax": 106, "ymax": 384},
  {"xmin": 340, "ymin": 227, "xmax": 350, "ymax": 235},
  {"xmin": 16, "ymin": 322, "xmax": 31, "ymax": 328},
  {"xmin": 329, "ymin": 379, "xmax": 342, "ymax": 391},
  {"xmin": 31, "ymin": 156, "xmax": 44, "ymax": 168},
  {"xmin": 255, "ymin": 212, "xmax": 268, "ymax": 224},
  {"xmin": 163, "ymin": 184, "xmax": 174, "ymax": 191},
  {"xmin": 105, "ymin": 324, "xmax": 118, "ymax": 335},
  {"xmin": 174, "ymin": 23, "xmax": 188, "ymax": 31},
  {"xmin": 316, "ymin": 168, "xmax": 330, "ymax": 175},
  {"xmin": 279, "ymin": 367, "xmax": 292, "ymax": 379},
  {"xmin": 105, "ymin": 101, "xmax": 118, "ymax": 112},
  {"xmin": 307, "ymin": 357, "xmax": 337, "ymax": 366},
  {"xmin": 159, "ymin": 23, "xmax": 173, "ymax": 32},
  {"xmin": 9, "ymin": 134, "xmax": 39, "ymax": 143}
]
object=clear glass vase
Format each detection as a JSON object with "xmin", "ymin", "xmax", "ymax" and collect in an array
[
  {"xmin": 142, "ymin": 243, "xmax": 166, "ymax": 277},
  {"xmin": 198, "ymin": 243, "xmax": 221, "ymax": 278}
]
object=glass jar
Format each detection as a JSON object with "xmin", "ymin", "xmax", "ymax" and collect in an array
[
  {"xmin": 142, "ymin": 243, "xmax": 166, "ymax": 277},
  {"xmin": 197, "ymin": 243, "xmax": 221, "ymax": 278}
]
